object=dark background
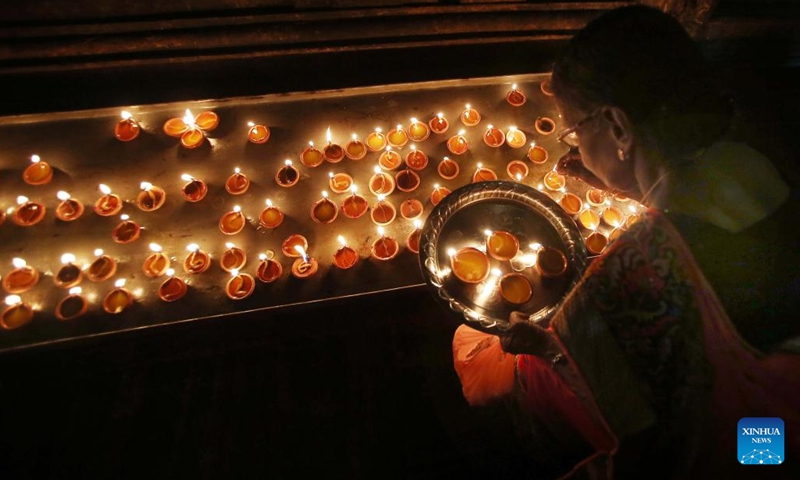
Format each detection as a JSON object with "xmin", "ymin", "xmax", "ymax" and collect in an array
[{"xmin": 1, "ymin": 1, "xmax": 798, "ymax": 478}]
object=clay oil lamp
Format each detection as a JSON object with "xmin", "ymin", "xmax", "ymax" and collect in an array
[
  {"xmin": 157, "ymin": 269, "xmax": 187, "ymax": 302},
  {"xmin": 256, "ymin": 251, "xmax": 283, "ymax": 283},
  {"xmin": 184, "ymin": 244, "xmax": 212, "ymax": 274},
  {"xmin": 405, "ymin": 145, "xmax": 429, "ymax": 171},
  {"xmin": 543, "ymin": 170, "xmax": 566, "ymax": 191},
  {"xmin": 12, "ymin": 196, "xmax": 46, "ymax": 226},
  {"xmin": 506, "ymin": 161, "xmax": 529, "ymax": 181},
  {"xmin": 365, "ymin": 127, "xmax": 387, "ymax": 152},
  {"xmin": 378, "ymin": 147, "xmax": 403, "ymax": 170},
  {"xmin": 103, "ymin": 279, "xmax": 133, "ymax": 314},
  {"xmin": 23, "ymin": 154, "xmax": 53, "ymax": 186},
  {"xmin": 225, "ymin": 167, "xmax": 250, "ymax": 195},
  {"xmin": 112, "ymin": 214, "xmax": 140, "ymax": 244},
  {"xmin": 163, "ymin": 109, "xmax": 218, "ymax": 149},
  {"xmin": 291, "ymin": 245, "xmax": 319, "ymax": 278},
  {"xmin": 275, "ymin": 159, "xmax": 300, "ymax": 187},
  {"xmin": 460, "ymin": 104, "xmax": 481, "ymax": 126},
  {"xmin": 430, "ymin": 184, "xmax": 451, "ymax": 206},
  {"xmin": 371, "ymin": 227, "xmax": 399, "ymax": 261},
  {"xmin": 86, "ymin": 249, "xmax": 117, "ymax": 282},
  {"xmin": 55, "ymin": 191, "xmax": 84, "ymax": 221},
  {"xmin": 281, "ymin": 234, "xmax": 309, "ymax": 258},
  {"xmin": 94, "ymin": 184, "xmax": 123, "ymax": 217},
  {"xmin": 259, "ymin": 199, "xmax": 284, "ymax": 229},
  {"xmin": 387, "ymin": 124, "xmax": 409, "ymax": 148},
  {"xmin": 300, "ymin": 141, "xmax": 325, "ymax": 168},
  {"xmin": 333, "ymin": 236, "xmax": 358, "ymax": 270},
  {"xmin": 2, "ymin": 258, "xmax": 39, "ymax": 294},
  {"xmin": 345, "ymin": 134, "xmax": 367, "ymax": 160},
  {"xmin": 1, "ymin": 295, "xmax": 33, "ymax": 330},
  {"xmin": 602, "ymin": 206, "xmax": 624, "ymax": 229},
  {"xmin": 577, "ymin": 209, "xmax": 600, "ymax": 231},
  {"xmin": 450, "ymin": 247, "xmax": 490, "ymax": 283},
  {"xmin": 55, "ymin": 287, "xmax": 88, "ymax": 321},
  {"xmin": 395, "ymin": 168, "xmax": 421, "ymax": 193},
  {"xmin": 534, "ymin": 116, "xmax": 556, "ymax": 136},
  {"xmin": 586, "ymin": 231, "xmax": 609, "ymax": 255},
  {"xmin": 180, "ymin": 174, "xmax": 208, "ymax": 202},
  {"xmin": 54, "ymin": 253, "xmax": 83, "ymax": 288},
  {"xmin": 437, "ymin": 156, "xmax": 460, "ymax": 180},
  {"xmin": 225, "ymin": 269, "xmax": 256, "ymax": 300},
  {"xmin": 485, "ymin": 230, "xmax": 519, "ymax": 261},
  {"xmin": 586, "ymin": 188, "xmax": 607, "ymax": 207},
  {"xmin": 247, "ymin": 121, "xmax": 270, "ymax": 144},
  {"xmin": 506, "ymin": 84, "xmax": 527, "ymax": 107},
  {"xmin": 500, "ymin": 273, "xmax": 533, "ymax": 305},
  {"xmin": 136, "ymin": 181, "xmax": 167, "ymax": 212},
  {"xmin": 406, "ymin": 219, "xmax": 422, "ymax": 254},
  {"xmin": 368, "ymin": 166, "xmax": 396, "ymax": 196},
  {"xmin": 429, "ymin": 112, "xmax": 449, "ymax": 134},
  {"xmin": 341, "ymin": 185, "xmax": 369, "ymax": 219},
  {"xmin": 311, "ymin": 191, "xmax": 338, "ymax": 224},
  {"xmin": 400, "ymin": 198, "xmax": 423, "ymax": 220},
  {"xmin": 328, "ymin": 171, "xmax": 353, "ymax": 194},
  {"xmin": 219, "ymin": 205, "xmax": 246, "ymax": 235},
  {"xmin": 505, "ymin": 126, "xmax": 527, "ymax": 148},
  {"xmin": 559, "ymin": 192, "xmax": 583, "ymax": 216},
  {"xmin": 220, "ymin": 242, "xmax": 247, "ymax": 272},
  {"xmin": 323, "ymin": 127, "xmax": 345, "ymax": 163},
  {"xmin": 446, "ymin": 129, "xmax": 469, "ymax": 156},
  {"xmin": 483, "ymin": 125, "xmax": 505, "ymax": 148},
  {"xmin": 370, "ymin": 195, "xmax": 396, "ymax": 226},
  {"xmin": 472, "ymin": 163, "xmax": 498, "ymax": 183},
  {"xmin": 114, "ymin": 111, "xmax": 140, "ymax": 142},
  {"xmin": 527, "ymin": 143, "xmax": 549, "ymax": 165},
  {"xmin": 142, "ymin": 243, "xmax": 170, "ymax": 278},
  {"xmin": 540, "ymin": 78, "xmax": 554, "ymax": 96},
  {"xmin": 536, "ymin": 246, "xmax": 568, "ymax": 278},
  {"xmin": 407, "ymin": 117, "xmax": 430, "ymax": 142}
]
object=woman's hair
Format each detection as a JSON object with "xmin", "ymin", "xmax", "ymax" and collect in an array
[{"xmin": 552, "ymin": 5, "xmax": 733, "ymax": 161}]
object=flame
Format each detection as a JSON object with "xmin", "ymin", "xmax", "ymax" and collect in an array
[
  {"xmin": 99, "ymin": 184, "xmax": 111, "ymax": 195},
  {"xmin": 120, "ymin": 214, "xmax": 129, "ymax": 221},
  {"xmin": 285, "ymin": 159, "xmax": 293, "ymax": 166},
  {"xmin": 166, "ymin": 268, "xmax": 175, "ymax": 277},
  {"xmin": 115, "ymin": 278, "xmax": 126, "ymax": 288},
  {"xmin": 149, "ymin": 243, "xmax": 162, "ymax": 253},
  {"xmin": 181, "ymin": 174, "xmax": 194, "ymax": 182},
  {"xmin": 31, "ymin": 154, "xmax": 41, "ymax": 164},
  {"xmin": 183, "ymin": 109, "xmax": 195, "ymax": 127},
  {"xmin": 61, "ymin": 253, "xmax": 76, "ymax": 264},
  {"xmin": 69, "ymin": 287, "xmax": 82, "ymax": 295},
  {"xmin": 12, "ymin": 258, "xmax": 27, "ymax": 268},
  {"xmin": 266, "ymin": 199, "xmax": 273, "ymax": 207},
  {"xmin": 326, "ymin": 127, "xmax": 332, "ymax": 143},
  {"xmin": 140, "ymin": 182, "xmax": 153, "ymax": 191},
  {"xmin": 121, "ymin": 111, "xmax": 132, "ymax": 120},
  {"xmin": 57, "ymin": 191, "xmax": 70, "ymax": 201},
  {"xmin": 337, "ymin": 235, "xmax": 347, "ymax": 247},
  {"xmin": 377, "ymin": 226, "xmax": 385, "ymax": 237},
  {"xmin": 247, "ymin": 121, "xmax": 255, "ymax": 127},
  {"xmin": 16, "ymin": 196, "xmax": 28, "ymax": 205},
  {"xmin": 5, "ymin": 295, "xmax": 22, "ymax": 306},
  {"xmin": 186, "ymin": 244, "xmax": 199, "ymax": 252},
  {"xmin": 233, "ymin": 206, "xmax": 241, "ymax": 213},
  {"xmin": 94, "ymin": 249, "xmax": 104, "ymax": 256},
  {"xmin": 413, "ymin": 219, "xmax": 422, "ymax": 229},
  {"xmin": 225, "ymin": 242, "xmax": 235, "ymax": 249}
]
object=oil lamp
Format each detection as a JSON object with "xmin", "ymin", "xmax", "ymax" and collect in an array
[
  {"xmin": 387, "ymin": 124, "xmax": 408, "ymax": 148},
  {"xmin": 12, "ymin": 196, "xmax": 46, "ymax": 226},
  {"xmin": 506, "ymin": 84, "xmax": 526, "ymax": 107},
  {"xmin": 345, "ymin": 134, "xmax": 367, "ymax": 160},
  {"xmin": 506, "ymin": 161, "xmax": 528, "ymax": 181},
  {"xmin": 259, "ymin": 199, "xmax": 284, "ymax": 229},
  {"xmin": 446, "ymin": 129, "xmax": 469, "ymax": 155},
  {"xmin": 225, "ymin": 167, "xmax": 250, "ymax": 195},
  {"xmin": 220, "ymin": 242, "xmax": 247, "ymax": 272},
  {"xmin": 256, "ymin": 251, "xmax": 283, "ymax": 283},
  {"xmin": 429, "ymin": 112, "xmax": 449, "ymax": 134},
  {"xmin": 406, "ymin": 219, "xmax": 423, "ymax": 254},
  {"xmin": 55, "ymin": 287, "xmax": 88, "ymax": 321},
  {"xmin": 23, "ymin": 154, "xmax": 53, "ymax": 185},
  {"xmin": 247, "ymin": 121, "xmax": 270, "ymax": 144},
  {"xmin": 437, "ymin": 157, "xmax": 459, "ymax": 180},
  {"xmin": 483, "ymin": 125, "xmax": 505, "ymax": 148},
  {"xmin": 282, "ymin": 234, "xmax": 308, "ymax": 258},
  {"xmin": 112, "ymin": 214, "xmax": 140, "ymax": 244},
  {"xmin": 400, "ymin": 199, "xmax": 423, "ymax": 220},
  {"xmin": 485, "ymin": 229, "xmax": 519, "ymax": 261},
  {"xmin": 559, "ymin": 192, "xmax": 583, "ymax": 216},
  {"xmin": 158, "ymin": 269, "xmax": 187, "ymax": 302},
  {"xmin": 586, "ymin": 231, "xmax": 609, "ymax": 255},
  {"xmin": 54, "ymin": 253, "xmax": 83, "ymax": 288},
  {"xmin": 225, "ymin": 269, "xmax": 256, "ymax": 300},
  {"xmin": 378, "ymin": 147, "xmax": 402, "ymax": 170},
  {"xmin": 328, "ymin": 171, "xmax": 353, "ymax": 194},
  {"xmin": 368, "ymin": 165, "xmax": 396, "ymax": 196},
  {"xmin": 370, "ymin": 195, "xmax": 396, "ymax": 226},
  {"xmin": 324, "ymin": 127, "xmax": 345, "ymax": 163},
  {"xmin": 407, "ymin": 117, "xmax": 430, "ymax": 142},
  {"xmin": 142, "ymin": 243, "xmax": 170, "ymax": 278},
  {"xmin": 2, "ymin": 258, "xmax": 39, "ymax": 294},
  {"xmin": 136, "ymin": 181, "xmax": 167, "ymax": 212},
  {"xmin": 602, "ymin": 206, "xmax": 624, "ymax": 228},
  {"xmin": 291, "ymin": 245, "xmax": 318, "ymax": 278},
  {"xmin": 1, "ymin": 295, "xmax": 33, "ymax": 330},
  {"xmin": 163, "ymin": 109, "xmax": 218, "ymax": 149},
  {"xmin": 430, "ymin": 184, "xmax": 451, "ymax": 206},
  {"xmin": 460, "ymin": 104, "xmax": 481, "ymax": 126},
  {"xmin": 333, "ymin": 236, "xmax": 358, "ymax": 270},
  {"xmin": 527, "ymin": 143, "xmax": 549, "ymax": 164},
  {"xmin": 181, "ymin": 174, "xmax": 208, "ymax": 202},
  {"xmin": 499, "ymin": 273, "xmax": 532, "ymax": 305},
  {"xmin": 534, "ymin": 116, "xmax": 557, "ymax": 135},
  {"xmin": 310, "ymin": 191, "xmax": 338, "ymax": 224},
  {"xmin": 341, "ymin": 185, "xmax": 369, "ymax": 219},
  {"xmin": 103, "ymin": 279, "xmax": 133, "ymax": 314},
  {"xmin": 219, "ymin": 205, "xmax": 246, "ymax": 235},
  {"xmin": 578, "ymin": 209, "xmax": 600, "ymax": 231},
  {"xmin": 94, "ymin": 184, "xmax": 123, "ymax": 217},
  {"xmin": 184, "ymin": 244, "xmax": 211, "ymax": 274},
  {"xmin": 56, "ymin": 191, "xmax": 84, "ymax": 221},
  {"xmin": 86, "ymin": 249, "xmax": 117, "ymax": 282},
  {"xmin": 395, "ymin": 168, "xmax": 420, "ymax": 193},
  {"xmin": 450, "ymin": 247, "xmax": 490, "ymax": 283},
  {"xmin": 300, "ymin": 141, "xmax": 325, "ymax": 168},
  {"xmin": 275, "ymin": 159, "xmax": 300, "ymax": 187},
  {"xmin": 505, "ymin": 126, "xmax": 527, "ymax": 148},
  {"xmin": 536, "ymin": 247, "xmax": 568, "ymax": 277},
  {"xmin": 114, "ymin": 111, "xmax": 140, "ymax": 142},
  {"xmin": 405, "ymin": 145, "xmax": 428, "ymax": 171},
  {"xmin": 365, "ymin": 127, "xmax": 387, "ymax": 152},
  {"xmin": 371, "ymin": 227, "xmax": 399, "ymax": 261},
  {"xmin": 472, "ymin": 163, "xmax": 497, "ymax": 183},
  {"xmin": 543, "ymin": 170, "xmax": 566, "ymax": 191}
]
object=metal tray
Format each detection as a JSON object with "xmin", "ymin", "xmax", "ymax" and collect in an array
[{"xmin": 418, "ymin": 181, "xmax": 587, "ymax": 334}]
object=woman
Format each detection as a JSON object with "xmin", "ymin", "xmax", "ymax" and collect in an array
[{"xmin": 453, "ymin": 6, "xmax": 800, "ymax": 479}]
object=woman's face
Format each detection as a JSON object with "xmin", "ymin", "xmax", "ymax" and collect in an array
[{"xmin": 556, "ymin": 100, "xmax": 637, "ymax": 193}]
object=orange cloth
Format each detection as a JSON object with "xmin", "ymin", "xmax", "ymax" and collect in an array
[{"xmin": 452, "ymin": 325, "xmax": 515, "ymax": 406}]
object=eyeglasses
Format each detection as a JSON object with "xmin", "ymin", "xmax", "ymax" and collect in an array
[{"xmin": 556, "ymin": 109, "xmax": 601, "ymax": 149}]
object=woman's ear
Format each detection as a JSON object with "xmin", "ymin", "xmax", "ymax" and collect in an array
[{"xmin": 601, "ymin": 106, "xmax": 634, "ymax": 154}]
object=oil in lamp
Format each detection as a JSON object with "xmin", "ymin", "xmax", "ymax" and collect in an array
[
  {"xmin": 586, "ymin": 231, "xmax": 609, "ymax": 255},
  {"xmin": 328, "ymin": 171, "xmax": 353, "ymax": 194},
  {"xmin": 226, "ymin": 269, "xmax": 256, "ymax": 300},
  {"xmin": 341, "ymin": 185, "xmax": 369, "ymax": 219},
  {"xmin": 536, "ymin": 247, "xmax": 568, "ymax": 277},
  {"xmin": 407, "ymin": 117, "xmax": 430, "ymax": 142},
  {"xmin": 103, "ymin": 279, "xmax": 133, "ymax": 314},
  {"xmin": 437, "ymin": 157, "xmax": 459, "ymax": 180},
  {"xmin": 400, "ymin": 199, "xmax": 423, "ymax": 220},
  {"xmin": 291, "ymin": 245, "xmax": 318, "ymax": 278},
  {"xmin": 505, "ymin": 126, "xmax": 527, "ymax": 148},
  {"xmin": 142, "ymin": 243, "xmax": 170, "ymax": 278},
  {"xmin": 114, "ymin": 111, "xmax": 140, "ymax": 142},
  {"xmin": 2, "ymin": 258, "xmax": 39, "ymax": 294},
  {"xmin": 499, "ymin": 273, "xmax": 532, "ymax": 305},
  {"xmin": 378, "ymin": 147, "xmax": 402, "ymax": 170},
  {"xmin": 370, "ymin": 195, "xmax": 396, "ymax": 226},
  {"xmin": 429, "ymin": 112, "xmax": 449, "ymax": 134},
  {"xmin": 345, "ymin": 134, "xmax": 367, "ymax": 160},
  {"xmin": 259, "ymin": 199, "xmax": 284, "ymax": 229},
  {"xmin": 220, "ymin": 242, "xmax": 247, "ymax": 272},
  {"xmin": 485, "ymin": 230, "xmax": 519, "ymax": 261},
  {"xmin": 300, "ymin": 141, "xmax": 325, "ymax": 168},
  {"xmin": 559, "ymin": 192, "xmax": 583, "ymax": 216},
  {"xmin": 247, "ymin": 121, "xmax": 270, "ymax": 144},
  {"xmin": 275, "ymin": 159, "xmax": 300, "ymax": 187},
  {"xmin": 54, "ymin": 253, "xmax": 83, "ymax": 288},
  {"xmin": 1, "ymin": 295, "xmax": 33, "ymax": 330},
  {"xmin": 311, "ymin": 191, "xmax": 338, "ymax": 224},
  {"xmin": 450, "ymin": 247, "xmax": 490, "ymax": 283},
  {"xmin": 12, "ymin": 196, "xmax": 46, "ymax": 226},
  {"xmin": 460, "ymin": 104, "xmax": 481, "ymax": 126},
  {"xmin": 55, "ymin": 287, "xmax": 88, "ymax": 321},
  {"xmin": 365, "ymin": 127, "xmax": 387, "ymax": 152},
  {"xmin": 578, "ymin": 209, "xmax": 600, "ymax": 231},
  {"xmin": 528, "ymin": 143, "xmax": 549, "ymax": 164},
  {"xmin": 181, "ymin": 174, "xmax": 208, "ymax": 202},
  {"xmin": 446, "ymin": 129, "xmax": 469, "ymax": 155},
  {"xmin": 333, "ymin": 236, "xmax": 358, "ymax": 270},
  {"xmin": 534, "ymin": 116, "xmax": 557, "ymax": 135},
  {"xmin": 219, "ymin": 205, "xmax": 246, "ymax": 235},
  {"xmin": 158, "ymin": 269, "xmax": 187, "ymax": 302},
  {"xmin": 136, "ymin": 181, "xmax": 167, "ymax": 212},
  {"xmin": 55, "ymin": 191, "xmax": 84, "ymax": 221},
  {"xmin": 405, "ymin": 145, "xmax": 428, "ymax": 170},
  {"xmin": 506, "ymin": 84, "xmax": 526, "ymax": 107},
  {"xmin": 323, "ymin": 127, "xmax": 345, "ymax": 163},
  {"xmin": 112, "ymin": 214, "xmax": 140, "ymax": 244},
  {"xmin": 602, "ymin": 206, "xmax": 624, "ymax": 228},
  {"xmin": 406, "ymin": 219, "xmax": 422, "ymax": 254},
  {"xmin": 483, "ymin": 125, "xmax": 505, "ymax": 148},
  {"xmin": 86, "ymin": 249, "xmax": 117, "ymax": 282},
  {"xmin": 23, "ymin": 154, "xmax": 53, "ymax": 185},
  {"xmin": 506, "ymin": 161, "xmax": 528, "ymax": 181},
  {"xmin": 543, "ymin": 170, "xmax": 566, "ymax": 191},
  {"xmin": 585, "ymin": 188, "xmax": 607, "ymax": 207},
  {"xmin": 395, "ymin": 168, "xmax": 420, "ymax": 193},
  {"xmin": 387, "ymin": 124, "xmax": 408, "ymax": 148},
  {"xmin": 184, "ymin": 244, "xmax": 212, "ymax": 274},
  {"xmin": 94, "ymin": 184, "xmax": 123, "ymax": 217},
  {"xmin": 472, "ymin": 163, "xmax": 497, "ymax": 183},
  {"xmin": 430, "ymin": 184, "xmax": 451, "ymax": 206},
  {"xmin": 256, "ymin": 251, "xmax": 283, "ymax": 283},
  {"xmin": 371, "ymin": 227, "xmax": 399, "ymax": 261},
  {"xmin": 368, "ymin": 165, "xmax": 396, "ymax": 196},
  {"xmin": 225, "ymin": 167, "xmax": 250, "ymax": 195}
]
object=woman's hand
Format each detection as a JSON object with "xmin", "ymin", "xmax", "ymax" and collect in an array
[
  {"xmin": 556, "ymin": 150, "xmax": 609, "ymax": 191},
  {"xmin": 500, "ymin": 312, "xmax": 561, "ymax": 356}
]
